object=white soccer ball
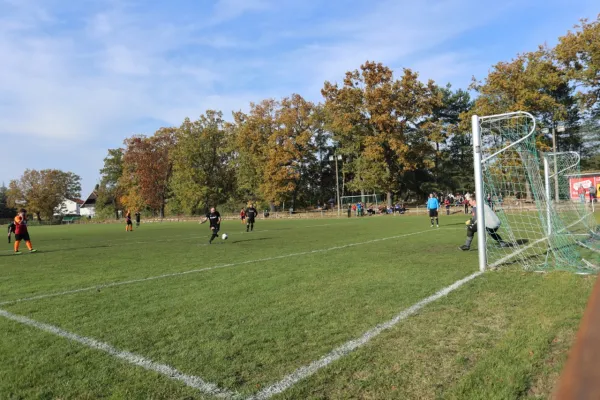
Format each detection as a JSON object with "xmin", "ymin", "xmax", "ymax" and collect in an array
[{"xmin": 221, "ymin": 233, "xmax": 228, "ymax": 240}]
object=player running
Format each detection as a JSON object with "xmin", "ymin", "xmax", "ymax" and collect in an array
[
  {"xmin": 201, "ymin": 207, "xmax": 221, "ymax": 244},
  {"xmin": 7, "ymin": 220, "xmax": 15, "ymax": 243},
  {"xmin": 426, "ymin": 193, "xmax": 440, "ymax": 227},
  {"xmin": 459, "ymin": 197, "xmax": 508, "ymax": 251},
  {"xmin": 135, "ymin": 211, "xmax": 141, "ymax": 227},
  {"xmin": 125, "ymin": 210, "xmax": 133, "ymax": 231},
  {"xmin": 245, "ymin": 204, "xmax": 258, "ymax": 232},
  {"xmin": 13, "ymin": 209, "xmax": 37, "ymax": 254}
]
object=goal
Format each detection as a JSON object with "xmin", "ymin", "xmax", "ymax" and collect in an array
[
  {"xmin": 340, "ymin": 195, "xmax": 381, "ymax": 207},
  {"xmin": 472, "ymin": 112, "xmax": 598, "ymax": 273}
]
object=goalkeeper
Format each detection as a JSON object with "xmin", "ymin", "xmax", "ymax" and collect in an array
[{"xmin": 459, "ymin": 197, "xmax": 508, "ymax": 251}]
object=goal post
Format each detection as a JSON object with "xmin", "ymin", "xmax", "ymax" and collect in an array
[{"xmin": 472, "ymin": 112, "xmax": 598, "ymax": 273}]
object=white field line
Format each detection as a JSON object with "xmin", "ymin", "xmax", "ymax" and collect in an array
[
  {"xmin": 0, "ymin": 308, "xmax": 237, "ymax": 399},
  {"xmin": 247, "ymin": 271, "xmax": 484, "ymax": 400},
  {"xmin": 1, "ymin": 228, "xmax": 462, "ymax": 307}
]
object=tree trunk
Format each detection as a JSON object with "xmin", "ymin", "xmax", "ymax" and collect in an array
[
  {"xmin": 270, "ymin": 201, "xmax": 276, "ymax": 212},
  {"xmin": 387, "ymin": 191, "xmax": 392, "ymax": 207}
]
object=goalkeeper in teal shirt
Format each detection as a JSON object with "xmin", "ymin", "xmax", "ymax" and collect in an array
[{"xmin": 426, "ymin": 193, "xmax": 440, "ymax": 227}]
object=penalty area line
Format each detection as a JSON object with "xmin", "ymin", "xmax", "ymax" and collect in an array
[
  {"xmin": 247, "ymin": 270, "xmax": 484, "ymax": 400},
  {"xmin": 0, "ymin": 228, "xmax": 461, "ymax": 307},
  {"xmin": 0, "ymin": 308, "xmax": 237, "ymax": 399}
]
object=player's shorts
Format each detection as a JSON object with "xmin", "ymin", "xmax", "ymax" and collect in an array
[
  {"xmin": 15, "ymin": 232, "xmax": 30, "ymax": 241},
  {"xmin": 428, "ymin": 209, "xmax": 438, "ymax": 217},
  {"xmin": 241, "ymin": 216, "xmax": 246, "ymax": 220},
  {"xmin": 211, "ymin": 225, "xmax": 220, "ymax": 233},
  {"xmin": 247, "ymin": 217, "xmax": 255, "ymax": 224},
  {"xmin": 126, "ymin": 220, "xmax": 132, "ymax": 225}
]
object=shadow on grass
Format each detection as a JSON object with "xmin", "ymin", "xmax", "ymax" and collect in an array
[
  {"xmin": 33, "ymin": 245, "xmax": 111, "ymax": 254},
  {"xmin": 231, "ymin": 237, "xmax": 272, "ymax": 244}
]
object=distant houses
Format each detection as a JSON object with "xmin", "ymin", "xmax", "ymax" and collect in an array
[{"xmin": 54, "ymin": 190, "xmax": 97, "ymax": 218}]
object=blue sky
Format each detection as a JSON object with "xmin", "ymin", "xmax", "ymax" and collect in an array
[{"xmin": 0, "ymin": 0, "xmax": 598, "ymax": 197}]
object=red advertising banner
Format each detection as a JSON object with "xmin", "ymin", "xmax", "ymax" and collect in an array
[{"xmin": 569, "ymin": 175, "xmax": 600, "ymax": 200}]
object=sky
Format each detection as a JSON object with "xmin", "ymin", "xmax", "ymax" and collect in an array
[{"xmin": 0, "ymin": 0, "xmax": 598, "ymax": 197}]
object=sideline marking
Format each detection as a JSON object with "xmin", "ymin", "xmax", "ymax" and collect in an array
[
  {"xmin": 247, "ymin": 271, "xmax": 484, "ymax": 399},
  {"xmin": 0, "ymin": 308, "xmax": 237, "ymax": 399}
]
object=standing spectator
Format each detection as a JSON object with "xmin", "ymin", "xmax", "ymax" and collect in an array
[
  {"xmin": 589, "ymin": 184, "xmax": 597, "ymax": 204},
  {"xmin": 352, "ymin": 203, "xmax": 357, "ymax": 216},
  {"xmin": 578, "ymin": 185, "xmax": 586, "ymax": 204},
  {"xmin": 444, "ymin": 198, "xmax": 451, "ymax": 215},
  {"xmin": 463, "ymin": 197, "xmax": 470, "ymax": 214},
  {"xmin": 347, "ymin": 204, "xmax": 352, "ymax": 218}
]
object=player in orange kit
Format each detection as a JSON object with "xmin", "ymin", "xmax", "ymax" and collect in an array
[{"xmin": 13, "ymin": 209, "xmax": 37, "ymax": 255}]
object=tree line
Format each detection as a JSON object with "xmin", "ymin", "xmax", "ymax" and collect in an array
[{"xmin": 2, "ymin": 15, "xmax": 599, "ymax": 219}]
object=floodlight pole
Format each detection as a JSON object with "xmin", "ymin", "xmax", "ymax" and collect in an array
[
  {"xmin": 552, "ymin": 127, "xmax": 559, "ymax": 202},
  {"xmin": 330, "ymin": 154, "xmax": 342, "ymax": 217},
  {"xmin": 472, "ymin": 115, "xmax": 487, "ymax": 272},
  {"xmin": 543, "ymin": 155, "xmax": 552, "ymax": 235}
]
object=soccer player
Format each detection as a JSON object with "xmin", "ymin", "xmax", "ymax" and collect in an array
[
  {"xmin": 13, "ymin": 209, "xmax": 36, "ymax": 254},
  {"xmin": 125, "ymin": 210, "xmax": 133, "ymax": 231},
  {"xmin": 135, "ymin": 211, "xmax": 141, "ymax": 227},
  {"xmin": 200, "ymin": 207, "xmax": 221, "ymax": 244},
  {"xmin": 444, "ymin": 198, "xmax": 451, "ymax": 215},
  {"xmin": 426, "ymin": 193, "xmax": 440, "ymax": 227},
  {"xmin": 240, "ymin": 208, "xmax": 246, "ymax": 224},
  {"xmin": 245, "ymin": 204, "xmax": 258, "ymax": 232},
  {"xmin": 7, "ymin": 220, "xmax": 15, "ymax": 243},
  {"xmin": 459, "ymin": 197, "xmax": 508, "ymax": 251}
]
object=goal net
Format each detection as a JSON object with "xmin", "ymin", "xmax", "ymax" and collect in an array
[
  {"xmin": 544, "ymin": 152, "xmax": 599, "ymax": 259},
  {"xmin": 472, "ymin": 112, "xmax": 598, "ymax": 273},
  {"xmin": 340, "ymin": 195, "xmax": 381, "ymax": 207}
]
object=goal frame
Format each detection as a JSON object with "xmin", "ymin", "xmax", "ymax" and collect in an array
[{"xmin": 471, "ymin": 112, "xmax": 537, "ymax": 272}]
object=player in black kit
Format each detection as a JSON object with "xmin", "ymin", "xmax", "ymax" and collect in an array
[
  {"xmin": 200, "ymin": 207, "xmax": 221, "ymax": 244},
  {"xmin": 246, "ymin": 204, "xmax": 258, "ymax": 232}
]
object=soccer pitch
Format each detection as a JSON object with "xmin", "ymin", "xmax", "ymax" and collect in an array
[{"xmin": 0, "ymin": 214, "xmax": 597, "ymax": 399}]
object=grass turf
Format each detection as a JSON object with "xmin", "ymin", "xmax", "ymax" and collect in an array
[{"xmin": 0, "ymin": 212, "xmax": 598, "ymax": 399}]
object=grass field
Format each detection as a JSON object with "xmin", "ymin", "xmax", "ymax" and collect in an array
[{"xmin": 0, "ymin": 212, "xmax": 598, "ymax": 399}]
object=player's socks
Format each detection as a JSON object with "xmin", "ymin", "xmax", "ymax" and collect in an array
[
  {"xmin": 464, "ymin": 236, "xmax": 473, "ymax": 249},
  {"xmin": 26, "ymin": 241, "xmax": 33, "ymax": 251},
  {"xmin": 14, "ymin": 240, "xmax": 20, "ymax": 252}
]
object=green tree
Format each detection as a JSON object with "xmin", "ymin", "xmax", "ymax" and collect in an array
[
  {"xmin": 555, "ymin": 15, "xmax": 600, "ymax": 110},
  {"xmin": 170, "ymin": 110, "xmax": 235, "ymax": 214},
  {"xmin": 0, "ymin": 183, "xmax": 16, "ymax": 218},
  {"xmin": 97, "ymin": 148, "xmax": 124, "ymax": 219}
]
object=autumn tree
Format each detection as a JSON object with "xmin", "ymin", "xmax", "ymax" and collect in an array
[
  {"xmin": 121, "ymin": 128, "xmax": 176, "ymax": 217},
  {"xmin": 170, "ymin": 110, "xmax": 235, "ymax": 214},
  {"xmin": 322, "ymin": 61, "xmax": 441, "ymax": 206},
  {"xmin": 6, "ymin": 169, "xmax": 81, "ymax": 220}
]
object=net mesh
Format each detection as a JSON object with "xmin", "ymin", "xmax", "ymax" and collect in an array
[
  {"xmin": 477, "ymin": 112, "xmax": 598, "ymax": 273},
  {"xmin": 545, "ymin": 152, "xmax": 600, "ymax": 262}
]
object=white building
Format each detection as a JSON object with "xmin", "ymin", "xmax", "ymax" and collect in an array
[
  {"xmin": 54, "ymin": 198, "xmax": 84, "ymax": 216},
  {"xmin": 80, "ymin": 191, "xmax": 97, "ymax": 217}
]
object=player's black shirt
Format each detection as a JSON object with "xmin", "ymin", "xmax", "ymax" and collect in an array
[
  {"xmin": 246, "ymin": 207, "xmax": 257, "ymax": 219},
  {"xmin": 135, "ymin": 212, "xmax": 141, "ymax": 222},
  {"xmin": 206, "ymin": 211, "xmax": 221, "ymax": 227},
  {"xmin": 8, "ymin": 222, "xmax": 15, "ymax": 234}
]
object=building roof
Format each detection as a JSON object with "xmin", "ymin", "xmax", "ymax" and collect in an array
[{"xmin": 82, "ymin": 191, "xmax": 98, "ymax": 207}]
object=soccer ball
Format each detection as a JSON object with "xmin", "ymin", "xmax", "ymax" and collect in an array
[{"xmin": 221, "ymin": 233, "xmax": 228, "ymax": 240}]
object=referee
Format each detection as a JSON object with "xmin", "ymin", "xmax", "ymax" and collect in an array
[{"xmin": 427, "ymin": 193, "xmax": 440, "ymax": 228}]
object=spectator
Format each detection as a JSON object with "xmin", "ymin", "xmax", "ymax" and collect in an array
[
  {"xmin": 578, "ymin": 185, "xmax": 586, "ymax": 204},
  {"xmin": 589, "ymin": 184, "xmax": 597, "ymax": 204}
]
